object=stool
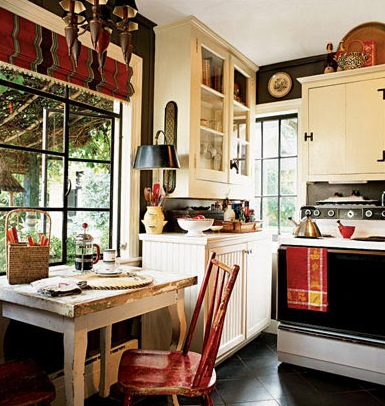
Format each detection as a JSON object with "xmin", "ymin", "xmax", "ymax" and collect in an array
[{"xmin": 0, "ymin": 359, "xmax": 55, "ymax": 406}]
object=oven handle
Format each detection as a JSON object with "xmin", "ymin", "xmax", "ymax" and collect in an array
[{"xmin": 279, "ymin": 246, "xmax": 385, "ymax": 256}]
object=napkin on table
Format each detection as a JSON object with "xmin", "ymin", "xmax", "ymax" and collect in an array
[{"xmin": 31, "ymin": 276, "xmax": 87, "ymax": 297}]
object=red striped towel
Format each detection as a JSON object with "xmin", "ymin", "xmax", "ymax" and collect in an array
[{"xmin": 286, "ymin": 247, "xmax": 328, "ymax": 312}]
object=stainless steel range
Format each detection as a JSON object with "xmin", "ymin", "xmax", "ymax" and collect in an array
[{"xmin": 277, "ymin": 183, "xmax": 385, "ymax": 385}]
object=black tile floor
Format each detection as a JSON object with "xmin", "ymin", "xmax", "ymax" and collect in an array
[{"xmin": 86, "ymin": 333, "xmax": 385, "ymax": 406}]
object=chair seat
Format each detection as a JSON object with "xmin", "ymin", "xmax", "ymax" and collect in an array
[
  {"xmin": 0, "ymin": 359, "xmax": 56, "ymax": 406},
  {"xmin": 118, "ymin": 349, "xmax": 216, "ymax": 397}
]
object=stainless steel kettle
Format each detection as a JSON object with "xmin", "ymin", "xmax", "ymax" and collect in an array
[{"xmin": 288, "ymin": 215, "xmax": 322, "ymax": 238}]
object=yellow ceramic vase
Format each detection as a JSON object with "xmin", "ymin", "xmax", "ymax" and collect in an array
[{"xmin": 142, "ymin": 206, "xmax": 167, "ymax": 234}]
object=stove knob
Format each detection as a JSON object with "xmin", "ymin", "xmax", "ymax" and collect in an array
[
  {"xmin": 347, "ymin": 210, "xmax": 355, "ymax": 218},
  {"xmin": 313, "ymin": 209, "xmax": 321, "ymax": 217},
  {"xmin": 382, "ymin": 211, "xmax": 385, "ymax": 218},
  {"xmin": 364, "ymin": 209, "xmax": 373, "ymax": 218},
  {"xmin": 304, "ymin": 209, "xmax": 312, "ymax": 216},
  {"xmin": 327, "ymin": 209, "xmax": 335, "ymax": 217}
]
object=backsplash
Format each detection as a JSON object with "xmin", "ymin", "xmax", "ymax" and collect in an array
[{"xmin": 306, "ymin": 181, "xmax": 385, "ymax": 205}]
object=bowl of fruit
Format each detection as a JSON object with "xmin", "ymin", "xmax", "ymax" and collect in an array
[{"xmin": 177, "ymin": 215, "xmax": 214, "ymax": 237}]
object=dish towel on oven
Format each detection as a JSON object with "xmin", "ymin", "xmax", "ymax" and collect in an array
[{"xmin": 286, "ymin": 246, "xmax": 328, "ymax": 311}]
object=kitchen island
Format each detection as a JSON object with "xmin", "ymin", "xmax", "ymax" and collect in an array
[{"xmin": 140, "ymin": 231, "xmax": 272, "ymax": 362}]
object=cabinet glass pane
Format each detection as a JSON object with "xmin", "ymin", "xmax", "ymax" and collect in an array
[
  {"xmin": 234, "ymin": 69, "xmax": 248, "ymax": 106},
  {"xmin": 200, "ymin": 59, "xmax": 225, "ymax": 173},
  {"xmin": 263, "ymin": 121, "xmax": 279, "ymax": 158},
  {"xmin": 281, "ymin": 117, "xmax": 298, "ymax": 157},
  {"xmin": 199, "ymin": 130, "xmax": 223, "ymax": 171},
  {"xmin": 201, "ymin": 88, "xmax": 224, "ymax": 133},
  {"xmin": 202, "ymin": 47, "xmax": 223, "ymax": 93},
  {"xmin": 232, "ymin": 119, "xmax": 248, "ymax": 176},
  {"xmin": 236, "ymin": 143, "xmax": 247, "ymax": 175}
]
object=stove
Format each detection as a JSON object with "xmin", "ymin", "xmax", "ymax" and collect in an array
[{"xmin": 301, "ymin": 204, "xmax": 385, "ymax": 220}]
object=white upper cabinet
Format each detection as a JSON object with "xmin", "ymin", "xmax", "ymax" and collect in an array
[
  {"xmin": 153, "ymin": 17, "xmax": 257, "ymax": 199},
  {"xmin": 299, "ymin": 66, "xmax": 385, "ymax": 184}
]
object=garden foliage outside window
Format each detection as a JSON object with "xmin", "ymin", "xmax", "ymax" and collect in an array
[
  {"xmin": 252, "ymin": 115, "xmax": 298, "ymax": 236},
  {"xmin": 0, "ymin": 65, "xmax": 122, "ymax": 272}
]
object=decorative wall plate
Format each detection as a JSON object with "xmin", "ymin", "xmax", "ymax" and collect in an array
[{"xmin": 267, "ymin": 72, "xmax": 292, "ymax": 98}]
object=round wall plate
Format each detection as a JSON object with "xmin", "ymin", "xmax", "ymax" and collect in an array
[{"xmin": 267, "ymin": 71, "xmax": 292, "ymax": 98}]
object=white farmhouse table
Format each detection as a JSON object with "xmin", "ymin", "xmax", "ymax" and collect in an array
[{"xmin": 0, "ymin": 268, "xmax": 197, "ymax": 406}]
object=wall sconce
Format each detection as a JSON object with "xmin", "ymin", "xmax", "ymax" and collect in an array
[{"xmin": 133, "ymin": 130, "xmax": 181, "ymax": 170}]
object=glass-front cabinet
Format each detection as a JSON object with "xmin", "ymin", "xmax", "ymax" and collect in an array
[
  {"xmin": 230, "ymin": 61, "xmax": 253, "ymax": 184},
  {"xmin": 153, "ymin": 16, "xmax": 257, "ymax": 199},
  {"xmin": 197, "ymin": 45, "xmax": 227, "ymax": 183}
]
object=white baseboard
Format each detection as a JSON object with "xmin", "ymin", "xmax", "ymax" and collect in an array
[
  {"xmin": 50, "ymin": 339, "xmax": 138, "ymax": 405},
  {"xmin": 263, "ymin": 319, "xmax": 278, "ymax": 335}
]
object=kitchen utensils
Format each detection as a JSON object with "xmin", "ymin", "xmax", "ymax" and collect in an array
[
  {"xmin": 144, "ymin": 184, "xmax": 164, "ymax": 206},
  {"xmin": 337, "ymin": 220, "xmax": 355, "ymax": 239},
  {"xmin": 288, "ymin": 215, "xmax": 322, "ymax": 238}
]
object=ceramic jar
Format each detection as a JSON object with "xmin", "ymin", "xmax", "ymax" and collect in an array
[{"xmin": 142, "ymin": 206, "xmax": 167, "ymax": 234}]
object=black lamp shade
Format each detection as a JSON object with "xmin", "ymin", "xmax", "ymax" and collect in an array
[{"xmin": 133, "ymin": 145, "xmax": 181, "ymax": 170}]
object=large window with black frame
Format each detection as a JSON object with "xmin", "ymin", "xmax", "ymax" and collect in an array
[
  {"xmin": 253, "ymin": 114, "xmax": 298, "ymax": 236},
  {"xmin": 0, "ymin": 66, "xmax": 122, "ymax": 273}
]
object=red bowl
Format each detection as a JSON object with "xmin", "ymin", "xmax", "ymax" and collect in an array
[{"xmin": 339, "ymin": 226, "xmax": 355, "ymax": 239}]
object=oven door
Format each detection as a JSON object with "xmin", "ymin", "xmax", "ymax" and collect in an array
[{"xmin": 278, "ymin": 246, "xmax": 385, "ymax": 340}]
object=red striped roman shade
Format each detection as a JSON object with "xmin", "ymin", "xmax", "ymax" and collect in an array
[{"xmin": 0, "ymin": 7, "xmax": 134, "ymax": 101}]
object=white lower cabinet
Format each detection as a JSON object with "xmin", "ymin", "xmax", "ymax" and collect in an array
[{"xmin": 139, "ymin": 232, "xmax": 272, "ymax": 362}]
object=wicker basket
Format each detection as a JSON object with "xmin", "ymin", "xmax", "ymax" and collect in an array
[{"xmin": 5, "ymin": 209, "xmax": 51, "ymax": 285}]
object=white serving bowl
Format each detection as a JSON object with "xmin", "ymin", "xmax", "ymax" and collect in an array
[{"xmin": 177, "ymin": 218, "xmax": 214, "ymax": 237}]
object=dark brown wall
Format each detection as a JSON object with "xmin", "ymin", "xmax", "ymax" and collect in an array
[{"xmin": 257, "ymin": 54, "xmax": 328, "ymax": 104}]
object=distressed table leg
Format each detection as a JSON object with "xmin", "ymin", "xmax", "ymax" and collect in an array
[
  {"xmin": 99, "ymin": 324, "xmax": 112, "ymax": 397},
  {"xmin": 168, "ymin": 289, "xmax": 186, "ymax": 351},
  {"xmin": 63, "ymin": 320, "xmax": 88, "ymax": 406}
]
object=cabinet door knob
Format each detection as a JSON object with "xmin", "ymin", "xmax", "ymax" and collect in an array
[
  {"xmin": 304, "ymin": 132, "xmax": 313, "ymax": 142},
  {"xmin": 377, "ymin": 150, "xmax": 385, "ymax": 162},
  {"xmin": 244, "ymin": 249, "xmax": 252, "ymax": 254}
]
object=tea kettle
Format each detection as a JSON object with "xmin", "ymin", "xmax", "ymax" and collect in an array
[
  {"xmin": 288, "ymin": 215, "xmax": 322, "ymax": 238},
  {"xmin": 336, "ymin": 40, "xmax": 368, "ymax": 71}
]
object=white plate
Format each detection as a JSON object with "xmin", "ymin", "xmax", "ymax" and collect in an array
[
  {"xmin": 267, "ymin": 71, "xmax": 292, "ymax": 98},
  {"xmin": 94, "ymin": 270, "xmax": 122, "ymax": 277}
]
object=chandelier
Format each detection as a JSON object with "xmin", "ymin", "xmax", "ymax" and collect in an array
[{"xmin": 60, "ymin": 0, "xmax": 138, "ymax": 72}]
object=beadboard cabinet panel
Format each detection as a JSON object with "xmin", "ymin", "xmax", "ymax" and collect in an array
[{"xmin": 140, "ymin": 232, "xmax": 272, "ymax": 362}]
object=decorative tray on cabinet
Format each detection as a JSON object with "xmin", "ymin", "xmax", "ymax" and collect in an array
[{"xmin": 214, "ymin": 220, "xmax": 262, "ymax": 233}]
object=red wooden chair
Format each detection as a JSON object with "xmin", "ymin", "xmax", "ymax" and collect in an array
[
  {"xmin": 117, "ymin": 251, "xmax": 240, "ymax": 406},
  {"xmin": 0, "ymin": 359, "xmax": 56, "ymax": 406}
]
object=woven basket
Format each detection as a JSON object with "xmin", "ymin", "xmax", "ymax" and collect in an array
[{"xmin": 5, "ymin": 209, "xmax": 51, "ymax": 285}]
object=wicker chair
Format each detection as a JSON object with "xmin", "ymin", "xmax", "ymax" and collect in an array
[{"xmin": 117, "ymin": 251, "xmax": 240, "ymax": 406}]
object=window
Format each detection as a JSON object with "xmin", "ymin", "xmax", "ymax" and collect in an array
[
  {"xmin": 252, "ymin": 114, "xmax": 298, "ymax": 236},
  {"xmin": 0, "ymin": 66, "xmax": 124, "ymax": 271}
]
